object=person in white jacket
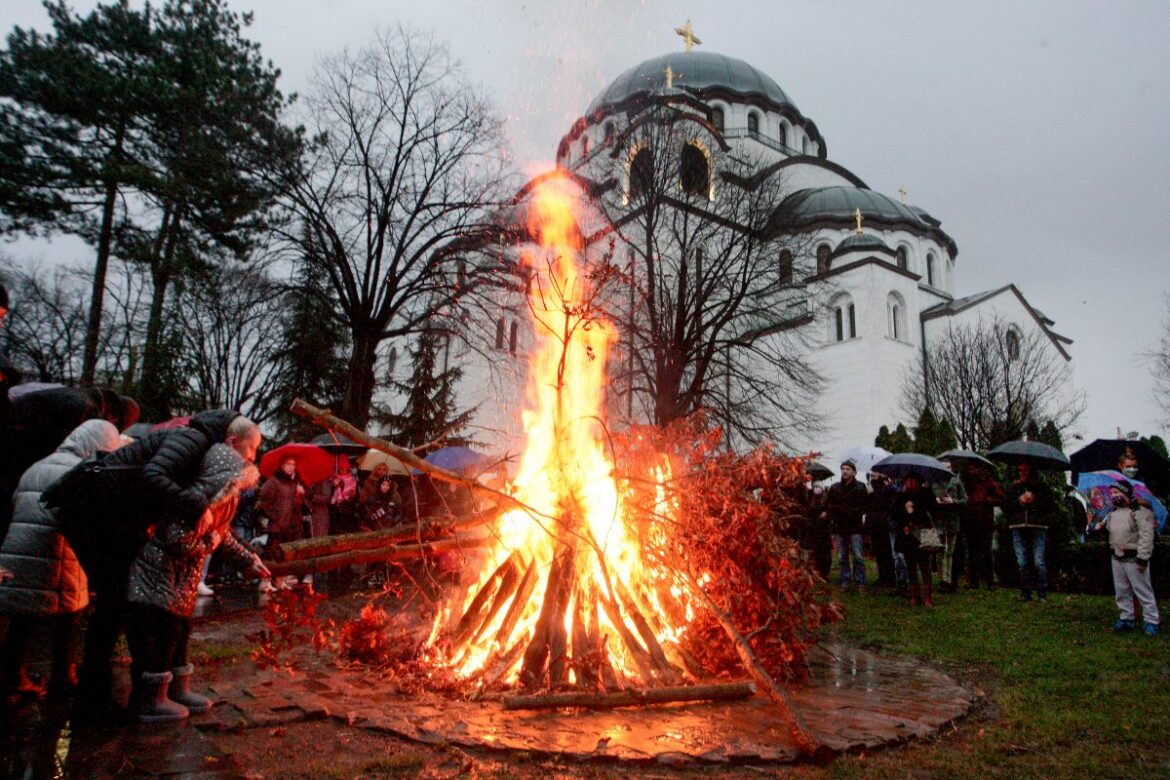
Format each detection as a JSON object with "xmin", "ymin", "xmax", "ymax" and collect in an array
[
  {"xmin": 0, "ymin": 419, "xmax": 125, "ymax": 699},
  {"xmin": 1105, "ymin": 480, "xmax": 1159, "ymax": 637}
]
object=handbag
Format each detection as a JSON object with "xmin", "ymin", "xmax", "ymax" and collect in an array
[{"xmin": 914, "ymin": 514, "xmax": 944, "ymax": 552}]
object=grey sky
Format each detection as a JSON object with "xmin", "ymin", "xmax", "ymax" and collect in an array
[{"xmin": 4, "ymin": 0, "xmax": 1169, "ymax": 444}]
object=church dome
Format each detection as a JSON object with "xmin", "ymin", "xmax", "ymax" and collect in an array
[
  {"xmin": 833, "ymin": 232, "xmax": 893, "ymax": 258},
  {"xmin": 586, "ymin": 51, "xmax": 798, "ymax": 116},
  {"xmin": 780, "ymin": 186, "xmax": 926, "ymax": 226}
]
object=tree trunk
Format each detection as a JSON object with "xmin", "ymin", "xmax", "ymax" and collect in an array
[
  {"xmin": 138, "ymin": 205, "xmax": 183, "ymax": 419},
  {"xmin": 81, "ymin": 121, "xmax": 126, "ymax": 386},
  {"xmin": 342, "ymin": 324, "xmax": 380, "ymax": 430}
]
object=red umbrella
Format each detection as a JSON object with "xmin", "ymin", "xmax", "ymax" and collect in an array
[
  {"xmin": 259, "ymin": 443, "xmax": 335, "ymax": 486},
  {"xmin": 152, "ymin": 416, "xmax": 191, "ymax": 430}
]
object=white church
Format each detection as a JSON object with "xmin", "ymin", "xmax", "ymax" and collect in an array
[{"xmin": 382, "ymin": 36, "xmax": 1074, "ymax": 466}]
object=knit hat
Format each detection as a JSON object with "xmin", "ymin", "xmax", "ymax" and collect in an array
[
  {"xmin": 841, "ymin": 459, "xmax": 857, "ymax": 470},
  {"xmin": 1113, "ymin": 479, "xmax": 1134, "ymax": 500}
]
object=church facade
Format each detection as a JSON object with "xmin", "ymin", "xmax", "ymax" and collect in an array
[{"xmin": 379, "ymin": 45, "xmax": 1074, "ymax": 467}]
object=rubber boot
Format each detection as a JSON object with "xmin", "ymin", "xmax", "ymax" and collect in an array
[
  {"xmin": 909, "ymin": 585, "xmax": 921, "ymax": 607},
  {"xmin": 923, "ymin": 581, "xmax": 936, "ymax": 608},
  {"xmin": 169, "ymin": 664, "xmax": 211, "ymax": 713},
  {"xmin": 135, "ymin": 671, "xmax": 189, "ymax": 723}
]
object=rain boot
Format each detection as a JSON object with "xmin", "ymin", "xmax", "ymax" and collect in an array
[
  {"xmin": 169, "ymin": 664, "xmax": 211, "ymax": 713},
  {"xmin": 135, "ymin": 671, "xmax": 189, "ymax": 723},
  {"xmin": 923, "ymin": 581, "xmax": 936, "ymax": 608},
  {"xmin": 909, "ymin": 585, "xmax": 921, "ymax": 607}
]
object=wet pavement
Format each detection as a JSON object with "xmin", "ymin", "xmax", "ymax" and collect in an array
[{"xmin": 1, "ymin": 585, "xmax": 975, "ymax": 775}]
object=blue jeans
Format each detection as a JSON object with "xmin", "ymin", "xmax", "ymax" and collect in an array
[
  {"xmin": 834, "ymin": 533, "xmax": 867, "ymax": 586},
  {"xmin": 1011, "ymin": 527, "xmax": 1047, "ymax": 597},
  {"xmin": 890, "ymin": 531, "xmax": 908, "ymax": 587}
]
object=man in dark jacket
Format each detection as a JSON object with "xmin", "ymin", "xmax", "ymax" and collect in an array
[
  {"xmin": 72, "ymin": 409, "xmax": 260, "ymax": 710},
  {"xmin": 823, "ymin": 460, "xmax": 870, "ymax": 590},
  {"xmin": 866, "ymin": 473, "xmax": 898, "ymax": 588},
  {"xmin": 1003, "ymin": 461, "xmax": 1056, "ymax": 603}
]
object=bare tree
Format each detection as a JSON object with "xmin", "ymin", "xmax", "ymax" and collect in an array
[
  {"xmin": 170, "ymin": 260, "xmax": 290, "ymax": 424},
  {"xmin": 1150, "ymin": 297, "xmax": 1170, "ymax": 428},
  {"xmin": 594, "ymin": 107, "xmax": 821, "ymax": 448},
  {"xmin": 276, "ymin": 25, "xmax": 513, "ymax": 429},
  {"xmin": 0, "ymin": 262, "xmax": 89, "ymax": 383},
  {"xmin": 902, "ymin": 316, "xmax": 1084, "ymax": 450}
]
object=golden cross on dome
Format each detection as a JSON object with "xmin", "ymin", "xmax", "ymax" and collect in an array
[
  {"xmin": 675, "ymin": 19, "xmax": 702, "ymax": 52},
  {"xmin": 898, "ymin": 186, "xmax": 908, "ymax": 204},
  {"xmin": 664, "ymin": 64, "xmax": 674, "ymax": 89},
  {"xmin": 854, "ymin": 208, "xmax": 864, "ymax": 235}
]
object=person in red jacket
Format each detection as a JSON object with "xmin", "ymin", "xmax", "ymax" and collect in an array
[{"xmin": 962, "ymin": 463, "xmax": 1006, "ymax": 590}]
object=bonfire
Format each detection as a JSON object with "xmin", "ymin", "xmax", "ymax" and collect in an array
[{"xmin": 276, "ymin": 174, "xmax": 837, "ymax": 755}]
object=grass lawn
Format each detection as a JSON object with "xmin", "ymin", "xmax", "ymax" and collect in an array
[{"xmin": 817, "ymin": 581, "xmax": 1170, "ymax": 779}]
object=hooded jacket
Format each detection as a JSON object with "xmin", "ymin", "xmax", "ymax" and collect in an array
[
  {"xmin": 127, "ymin": 444, "xmax": 260, "ymax": 617},
  {"xmin": 93, "ymin": 409, "xmax": 241, "ymax": 526},
  {"xmin": 0, "ymin": 419, "xmax": 123, "ymax": 614},
  {"xmin": 1106, "ymin": 502, "xmax": 1157, "ymax": 564}
]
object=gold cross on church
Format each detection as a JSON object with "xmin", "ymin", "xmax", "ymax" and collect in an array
[
  {"xmin": 854, "ymin": 208, "xmax": 864, "ymax": 234},
  {"xmin": 675, "ymin": 19, "xmax": 702, "ymax": 52}
]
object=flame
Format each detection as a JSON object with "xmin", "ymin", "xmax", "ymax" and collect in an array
[{"xmin": 432, "ymin": 174, "xmax": 690, "ymax": 687}]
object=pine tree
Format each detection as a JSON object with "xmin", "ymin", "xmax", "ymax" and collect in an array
[
  {"xmin": 385, "ymin": 330, "xmax": 475, "ymax": 449},
  {"xmin": 913, "ymin": 407, "xmax": 958, "ymax": 455}
]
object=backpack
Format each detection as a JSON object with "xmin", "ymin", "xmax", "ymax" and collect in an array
[{"xmin": 42, "ymin": 450, "xmax": 143, "ymax": 515}]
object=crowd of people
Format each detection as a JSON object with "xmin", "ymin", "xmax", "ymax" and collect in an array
[{"xmin": 795, "ymin": 455, "xmax": 1160, "ymax": 635}]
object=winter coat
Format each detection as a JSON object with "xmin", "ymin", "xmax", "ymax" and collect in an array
[
  {"xmin": 127, "ymin": 444, "xmax": 260, "ymax": 617},
  {"xmin": 256, "ymin": 471, "xmax": 305, "ymax": 538},
  {"xmin": 307, "ymin": 479, "xmax": 332, "ymax": 538},
  {"xmin": 891, "ymin": 489, "xmax": 938, "ymax": 557},
  {"xmin": 1106, "ymin": 504, "xmax": 1157, "ymax": 564},
  {"xmin": 1003, "ymin": 477, "xmax": 1056, "ymax": 529},
  {"xmin": 965, "ymin": 477, "xmax": 1005, "ymax": 529},
  {"xmin": 88, "ymin": 409, "xmax": 241, "ymax": 526},
  {"xmin": 360, "ymin": 480, "xmax": 402, "ymax": 531},
  {"xmin": 0, "ymin": 419, "xmax": 123, "ymax": 615},
  {"xmin": 825, "ymin": 478, "xmax": 868, "ymax": 535}
]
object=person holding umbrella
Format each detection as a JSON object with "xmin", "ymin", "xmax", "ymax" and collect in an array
[
  {"xmin": 962, "ymin": 462, "xmax": 1006, "ymax": 590},
  {"xmin": 1003, "ymin": 461, "xmax": 1056, "ymax": 603},
  {"xmin": 1102, "ymin": 480, "xmax": 1159, "ymax": 636},
  {"xmin": 255, "ymin": 444, "xmax": 333, "ymax": 590}
]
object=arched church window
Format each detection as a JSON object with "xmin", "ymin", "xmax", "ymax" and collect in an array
[
  {"xmin": 816, "ymin": 243, "xmax": 832, "ymax": 275},
  {"xmin": 926, "ymin": 252, "xmax": 936, "ymax": 286},
  {"xmin": 629, "ymin": 147, "xmax": 653, "ymax": 199},
  {"xmin": 603, "ymin": 122, "xmax": 615, "ymax": 146},
  {"xmin": 680, "ymin": 142, "xmax": 708, "ymax": 197},
  {"xmin": 887, "ymin": 292, "xmax": 907, "ymax": 341},
  {"xmin": 778, "ymin": 122, "xmax": 788, "ymax": 148},
  {"xmin": 386, "ymin": 346, "xmax": 398, "ymax": 381},
  {"xmin": 849, "ymin": 304, "xmax": 857, "ymax": 338},
  {"xmin": 711, "ymin": 107, "xmax": 724, "ymax": 133},
  {"xmin": 581, "ymin": 135, "xmax": 589, "ymax": 157},
  {"xmin": 1005, "ymin": 328, "xmax": 1021, "ymax": 361},
  {"xmin": 896, "ymin": 246, "xmax": 909, "ymax": 271},
  {"xmin": 778, "ymin": 249, "xmax": 794, "ymax": 285},
  {"xmin": 829, "ymin": 295, "xmax": 857, "ymax": 342},
  {"xmin": 456, "ymin": 258, "xmax": 466, "ymax": 289},
  {"xmin": 495, "ymin": 317, "xmax": 506, "ymax": 350},
  {"xmin": 509, "ymin": 321, "xmax": 519, "ymax": 355},
  {"xmin": 747, "ymin": 111, "xmax": 760, "ymax": 136}
]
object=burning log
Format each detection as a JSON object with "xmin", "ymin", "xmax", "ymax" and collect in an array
[
  {"xmin": 501, "ymin": 681, "xmax": 756, "ymax": 711},
  {"xmin": 266, "ymin": 535, "xmax": 492, "ymax": 577},
  {"xmin": 449, "ymin": 553, "xmax": 520, "ymax": 652},
  {"xmin": 271, "ymin": 507, "xmax": 507, "ymax": 563}
]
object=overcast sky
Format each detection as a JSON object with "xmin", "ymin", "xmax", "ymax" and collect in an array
[{"xmin": 4, "ymin": 0, "xmax": 1169, "ymax": 445}]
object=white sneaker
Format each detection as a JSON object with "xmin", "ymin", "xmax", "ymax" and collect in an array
[
  {"xmin": 258, "ymin": 579, "xmax": 277, "ymax": 594},
  {"xmin": 302, "ymin": 574, "xmax": 313, "ymax": 587},
  {"xmin": 197, "ymin": 582, "xmax": 214, "ymax": 597}
]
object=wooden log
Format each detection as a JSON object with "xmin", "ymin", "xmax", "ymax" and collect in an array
[
  {"xmin": 597, "ymin": 594, "xmax": 657, "ymax": 686},
  {"xmin": 494, "ymin": 557, "xmax": 538, "ymax": 651},
  {"xmin": 470, "ymin": 556, "xmax": 523, "ymax": 645},
  {"xmin": 615, "ymin": 579, "xmax": 678, "ymax": 681},
  {"xmin": 501, "ymin": 681, "xmax": 756, "ymax": 711},
  {"xmin": 546, "ymin": 555, "xmax": 576, "ymax": 686},
  {"xmin": 679, "ymin": 568, "xmax": 822, "ymax": 758},
  {"xmin": 273, "ymin": 507, "xmax": 506, "ymax": 563},
  {"xmin": 519, "ymin": 553, "xmax": 568, "ymax": 687},
  {"xmin": 569, "ymin": 585, "xmax": 598, "ymax": 689},
  {"xmin": 266, "ymin": 535, "xmax": 492, "ymax": 577},
  {"xmin": 448, "ymin": 553, "xmax": 517, "ymax": 650},
  {"xmin": 290, "ymin": 399, "xmax": 521, "ymax": 509}
]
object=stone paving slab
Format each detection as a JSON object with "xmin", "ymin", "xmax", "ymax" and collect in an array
[{"xmin": 197, "ymin": 642, "xmax": 975, "ymax": 765}]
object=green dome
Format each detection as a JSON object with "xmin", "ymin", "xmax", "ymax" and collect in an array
[
  {"xmin": 833, "ymin": 232, "xmax": 893, "ymax": 257},
  {"xmin": 780, "ymin": 186, "xmax": 928, "ymax": 226},
  {"xmin": 587, "ymin": 51, "xmax": 797, "ymax": 116}
]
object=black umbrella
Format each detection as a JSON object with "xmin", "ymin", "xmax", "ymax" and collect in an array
[
  {"xmin": 309, "ymin": 432, "xmax": 368, "ymax": 456},
  {"xmin": 1070, "ymin": 439, "xmax": 1170, "ymax": 498},
  {"xmin": 987, "ymin": 440, "xmax": 1071, "ymax": 471},
  {"xmin": 871, "ymin": 453, "xmax": 953, "ymax": 483},
  {"xmin": 937, "ymin": 449, "xmax": 996, "ymax": 470},
  {"xmin": 805, "ymin": 460, "xmax": 834, "ymax": 481}
]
